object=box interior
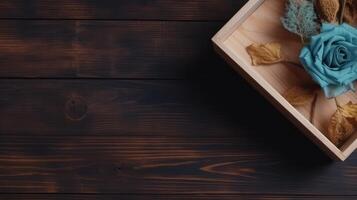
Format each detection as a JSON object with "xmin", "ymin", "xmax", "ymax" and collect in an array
[{"xmin": 219, "ymin": 0, "xmax": 357, "ymax": 154}]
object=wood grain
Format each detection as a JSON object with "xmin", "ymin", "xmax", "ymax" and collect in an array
[
  {"xmin": 0, "ymin": 0, "xmax": 355, "ymax": 197},
  {"xmin": 0, "ymin": 79, "xmax": 294, "ymax": 137},
  {"xmin": 0, "ymin": 20, "xmax": 228, "ymax": 78},
  {"xmin": 0, "ymin": 80, "xmax": 357, "ymax": 194},
  {"xmin": 0, "ymin": 0, "xmax": 247, "ymax": 20},
  {"xmin": 1, "ymin": 194, "xmax": 356, "ymax": 200},
  {"xmin": 0, "ymin": 134, "xmax": 355, "ymax": 194}
]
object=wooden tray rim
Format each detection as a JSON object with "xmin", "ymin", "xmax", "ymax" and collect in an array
[{"xmin": 212, "ymin": 0, "xmax": 357, "ymax": 161}]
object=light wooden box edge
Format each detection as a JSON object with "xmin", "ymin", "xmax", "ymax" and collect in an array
[{"xmin": 212, "ymin": 0, "xmax": 357, "ymax": 161}]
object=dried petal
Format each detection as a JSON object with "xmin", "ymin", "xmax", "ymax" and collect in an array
[
  {"xmin": 283, "ymin": 86, "xmax": 315, "ymax": 106},
  {"xmin": 246, "ymin": 43, "xmax": 282, "ymax": 65}
]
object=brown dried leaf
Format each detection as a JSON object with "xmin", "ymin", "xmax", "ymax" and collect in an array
[
  {"xmin": 283, "ymin": 86, "xmax": 315, "ymax": 106},
  {"xmin": 246, "ymin": 43, "xmax": 282, "ymax": 65},
  {"xmin": 339, "ymin": 102, "xmax": 357, "ymax": 120},
  {"xmin": 327, "ymin": 102, "xmax": 357, "ymax": 147},
  {"xmin": 343, "ymin": 0, "xmax": 357, "ymax": 27},
  {"xmin": 328, "ymin": 110, "xmax": 355, "ymax": 147},
  {"xmin": 315, "ymin": 0, "xmax": 340, "ymax": 23}
]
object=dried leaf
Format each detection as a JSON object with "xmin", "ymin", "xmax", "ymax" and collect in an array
[
  {"xmin": 343, "ymin": 0, "xmax": 357, "ymax": 27},
  {"xmin": 339, "ymin": 102, "xmax": 357, "ymax": 120},
  {"xmin": 327, "ymin": 102, "xmax": 357, "ymax": 147},
  {"xmin": 281, "ymin": 0, "xmax": 320, "ymax": 40},
  {"xmin": 246, "ymin": 43, "xmax": 282, "ymax": 65},
  {"xmin": 283, "ymin": 86, "xmax": 315, "ymax": 106},
  {"xmin": 315, "ymin": 0, "xmax": 340, "ymax": 23},
  {"xmin": 328, "ymin": 110, "xmax": 355, "ymax": 147}
]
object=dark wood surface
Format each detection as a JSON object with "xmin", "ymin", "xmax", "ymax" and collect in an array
[{"xmin": 0, "ymin": 1, "xmax": 356, "ymax": 199}]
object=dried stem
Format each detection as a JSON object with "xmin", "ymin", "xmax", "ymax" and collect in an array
[
  {"xmin": 339, "ymin": 0, "xmax": 346, "ymax": 24},
  {"xmin": 300, "ymin": 35, "xmax": 305, "ymax": 44},
  {"xmin": 281, "ymin": 60, "xmax": 303, "ymax": 68},
  {"xmin": 334, "ymin": 97, "xmax": 342, "ymax": 108},
  {"xmin": 299, "ymin": 34, "xmax": 305, "ymax": 44},
  {"xmin": 310, "ymin": 92, "xmax": 318, "ymax": 124}
]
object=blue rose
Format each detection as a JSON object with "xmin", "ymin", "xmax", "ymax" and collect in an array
[{"xmin": 299, "ymin": 23, "xmax": 357, "ymax": 98}]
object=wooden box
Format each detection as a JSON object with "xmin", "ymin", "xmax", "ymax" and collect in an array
[{"xmin": 212, "ymin": 0, "xmax": 357, "ymax": 161}]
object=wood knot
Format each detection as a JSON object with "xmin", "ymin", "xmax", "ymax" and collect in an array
[{"xmin": 65, "ymin": 95, "xmax": 88, "ymax": 121}]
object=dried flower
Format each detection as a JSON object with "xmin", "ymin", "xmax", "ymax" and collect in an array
[{"xmin": 299, "ymin": 23, "xmax": 357, "ymax": 98}]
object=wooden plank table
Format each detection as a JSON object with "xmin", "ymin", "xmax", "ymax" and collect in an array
[{"xmin": 0, "ymin": 0, "xmax": 356, "ymax": 199}]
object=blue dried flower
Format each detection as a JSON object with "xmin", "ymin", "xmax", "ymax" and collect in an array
[{"xmin": 299, "ymin": 23, "xmax": 357, "ymax": 98}]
